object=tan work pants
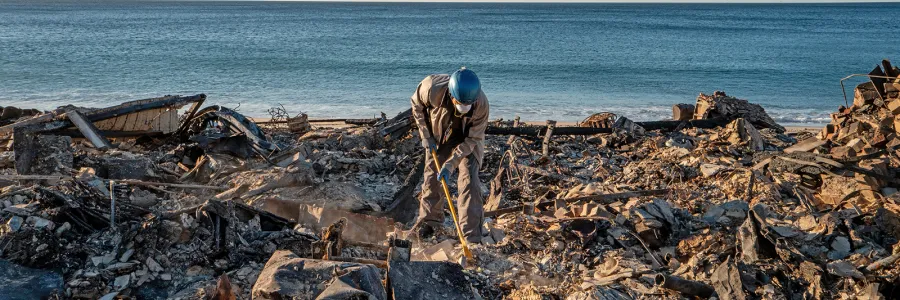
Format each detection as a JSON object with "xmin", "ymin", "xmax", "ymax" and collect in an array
[{"xmin": 417, "ymin": 146, "xmax": 484, "ymax": 243}]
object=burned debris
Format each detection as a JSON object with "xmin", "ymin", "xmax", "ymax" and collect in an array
[{"xmin": 1, "ymin": 60, "xmax": 900, "ymax": 299}]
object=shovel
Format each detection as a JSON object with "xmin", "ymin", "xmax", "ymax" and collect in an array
[{"xmin": 430, "ymin": 148, "xmax": 474, "ymax": 261}]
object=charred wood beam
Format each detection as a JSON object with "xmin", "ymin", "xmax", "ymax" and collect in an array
[
  {"xmin": 176, "ymin": 97, "xmax": 206, "ymax": 135},
  {"xmin": 379, "ymin": 109, "xmax": 414, "ymax": 140},
  {"xmin": 53, "ymin": 129, "xmax": 166, "ymax": 138},
  {"xmin": 65, "ymin": 109, "xmax": 114, "ymax": 149}
]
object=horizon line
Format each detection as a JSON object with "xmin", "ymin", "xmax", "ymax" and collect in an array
[{"xmin": 259, "ymin": 0, "xmax": 899, "ymax": 3}]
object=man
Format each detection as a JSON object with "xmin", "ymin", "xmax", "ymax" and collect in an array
[{"xmin": 410, "ymin": 67, "xmax": 489, "ymax": 244}]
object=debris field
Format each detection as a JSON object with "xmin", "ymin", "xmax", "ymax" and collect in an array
[{"xmin": 1, "ymin": 60, "xmax": 900, "ymax": 299}]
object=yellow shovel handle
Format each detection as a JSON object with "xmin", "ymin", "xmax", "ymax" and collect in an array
[{"xmin": 431, "ymin": 149, "xmax": 474, "ymax": 260}]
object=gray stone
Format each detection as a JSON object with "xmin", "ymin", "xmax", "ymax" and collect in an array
[
  {"xmin": 0, "ymin": 259, "xmax": 64, "ymax": 300},
  {"xmin": 828, "ymin": 236, "xmax": 852, "ymax": 260},
  {"xmin": 5, "ymin": 216, "xmax": 24, "ymax": 232},
  {"xmin": 146, "ymin": 257, "xmax": 164, "ymax": 273},
  {"xmin": 26, "ymin": 216, "xmax": 54, "ymax": 230},
  {"xmin": 120, "ymin": 248, "xmax": 134, "ymax": 262},
  {"xmin": 113, "ymin": 274, "xmax": 130, "ymax": 290}
]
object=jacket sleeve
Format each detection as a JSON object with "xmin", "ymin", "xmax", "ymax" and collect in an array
[
  {"xmin": 445, "ymin": 97, "xmax": 489, "ymax": 169},
  {"xmin": 410, "ymin": 76, "xmax": 433, "ymax": 143}
]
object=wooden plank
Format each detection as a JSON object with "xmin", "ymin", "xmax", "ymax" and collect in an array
[
  {"xmin": 66, "ymin": 109, "xmax": 114, "ymax": 149},
  {"xmin": 784, "ymin": 137, "xmax": 827, "ymax": 154},
  {"xmin": 161, "ymin": 109, "xmax": 177, "ymax": 133},
  {"xmin": 111, "ymin": 113, "xmax": 128, "ymax": 131}
]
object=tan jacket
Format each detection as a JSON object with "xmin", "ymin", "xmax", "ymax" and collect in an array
[{"xmin": 411, "ymin": 74, "xmax": 489, "ymax": 169}]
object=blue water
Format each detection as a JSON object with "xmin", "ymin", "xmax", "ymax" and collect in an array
[{"xmin": 2, "ymin": 1, "xmax": 899, "ymax": 125}]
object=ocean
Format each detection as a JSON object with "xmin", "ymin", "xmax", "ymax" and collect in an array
[{"xmin": 2, "ymin": 1, "xmax": 899, "ymax": 125}]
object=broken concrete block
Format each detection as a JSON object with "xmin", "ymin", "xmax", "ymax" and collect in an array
[
  {"xmin": 830, "ymin": 146, "xmax": 856, "ymax": 160},
  {"xmin": 387, "ymin": 261, "xmax": 477, "ymax": 300},
  {"xmin": 252, "ymin": 250, "xmax": 386, "ymax": 300},
  {"xmin": 672, "ymin": 103, "xmax": 695, "ymax": 121},
  {"xmin": 895, "ymin": 116, "xmax": 900, "ymax": 134},
  {"xmin": 725, "ymin": 118, "xmax": 764, "ymax": 151},
  {"xmin": 13, "ymin": 128, "xmax": 73, "ymax": 176},
  {"xmin": 104, "ymin": 158, "xmax": 154, "ymax": 180},
  {"xmin": 845, "ymin": 138, "xmax": 865, "ymax": 153},
  {"xmin": 885, "ymin": 82, "xmax": 900, "ymax": 100},
  {"xmin": 854, "ymin": 82, "xmax": 879, "ymax": 107},
  {"xmin": 887, "ymin": 99, "xmax": 900, "ymax": 116},
  {"xmin": 0, "ymin": 259, "xmax": 64, "ymax": 299}
]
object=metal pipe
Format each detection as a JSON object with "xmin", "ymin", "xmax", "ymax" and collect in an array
[{"xmin": 839, "ymin": 73, "xmax": 898, "ymax": 107}]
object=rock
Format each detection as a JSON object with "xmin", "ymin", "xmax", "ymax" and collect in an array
[
  {"xmin": 828, "ymin": 236, "xmax": 852, "ymax": 260},
  {"xmin": 113, "ymin": 274, "xmax": 130, "ymax": 290},
  {"xmin": 252, "ymin": 250, "xmax": 386, "ymax": 300},
  {"xmin": 92, "ymin": 252, "xmax": 116, "ymax": 267},
  {"xmin": 120, "ymin": 248, "xmax": 134, "ymax": 262},
  {"xmin": 54, "ymin": 222, "xmax": 71, "ymax": 235},
  {"xmin": 700, "ymin": 164, "xmax": 727, "ymax": 178},
  {"xmin": 26, "ymin": 216, "xmax": 54, "ymax": 231},
  {"xmin": 827, "ymin": 260, "xmax": 864, "ymax": 279},
  {"xmin": 387, "ymin": 261, "xmax": 477, "ymax": 300},
  {"xmin": 1, "ymin": 106, "xmax": 23, "ymax": 121},
  {"xmin": 146, "ymin": 257, "xmax": 164, "ymax": 273},
  {"xmin": 0, "ymin": 259, "xmax": 64, "ymax": 299},
  {"xmin": 612, "ymin": 117, "xmax": 646, "ymax": 136},
  {"xmin": 129, "ymin": 188, "xmax": 159, "ymax": 208},
  {"xmin": 5, "ymin": 215, "xmax": 24, "ymax": 232}
]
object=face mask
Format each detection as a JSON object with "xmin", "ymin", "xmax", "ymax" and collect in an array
[{"xmin": 454, "ymin": 104, "xmax": 472, "ymax": 114}]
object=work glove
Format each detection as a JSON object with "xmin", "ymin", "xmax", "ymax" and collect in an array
[
  {"xmin": 422, "ymin": 137, "xmax": 438, "ymax": 152},
  {"xmin": 437, "ymin": 163, "xmax": 452, "ymax": 182}
]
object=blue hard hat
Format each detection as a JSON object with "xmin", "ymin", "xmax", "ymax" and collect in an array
[{"xmin": 448, "ymin": 67, "xmax": 481, "ymax": 105}]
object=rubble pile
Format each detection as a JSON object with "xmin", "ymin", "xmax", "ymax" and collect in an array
[{"xmin": 0, "ymin": 61, "xmax": 899, "ymax": 299}]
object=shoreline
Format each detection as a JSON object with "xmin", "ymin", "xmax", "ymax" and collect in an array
[{"xmin": 249, "ymin": 116, "xmax": 824, "ymax": 133}]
